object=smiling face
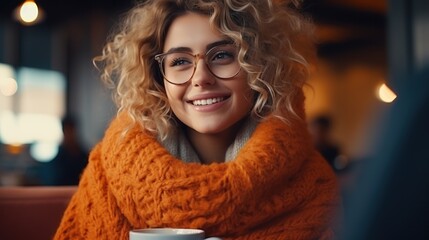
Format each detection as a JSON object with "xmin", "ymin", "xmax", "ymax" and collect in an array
[{"xmin": 162, "ymin": 12, "xmax": 254, "ymax": 135}]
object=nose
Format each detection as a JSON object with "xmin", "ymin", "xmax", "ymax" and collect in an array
[{"xmin": 191, "ymin": 57, "xmax": 216, "ymax": 87}]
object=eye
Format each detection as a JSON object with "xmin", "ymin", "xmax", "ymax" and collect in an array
[
  {"xmin": 164, "ymin": 52, "xmax": 194, "ymax": 69},
  {"xmin": 169, "ymin": 57, "xmax": 192, "ymax": 67},
  {"xmin": 213, "ymin": 51, "xmax": 234, "ymax": 60},
  {"xmin": 210, "ymin": 50, "xmax": 235, "ymax": 64}
]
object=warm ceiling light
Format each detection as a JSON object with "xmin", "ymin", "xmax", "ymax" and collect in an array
[
  {"xmin": 14, "ymin": 0, "xmax": 44, "ymax": 25},
  {"xmin": 377, "ymin": 83, "xmax": 397, "ymax": 103},
  {"xmin": 20, "ymin": 1, "xmax": 39, "ymax": 23}
]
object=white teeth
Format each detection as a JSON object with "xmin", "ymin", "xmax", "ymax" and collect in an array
[{"xmin": 192, "ymin": 97, "xmax": 225, "ymax": 106}]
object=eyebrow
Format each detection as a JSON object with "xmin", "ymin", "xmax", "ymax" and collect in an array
[{"xmin": 165, "ymin": 39, "xmax": 233, "ymax": 54}]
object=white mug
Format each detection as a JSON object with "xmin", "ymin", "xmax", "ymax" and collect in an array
[{"xmin": 129, "ymin": 228, "xmax": 222, "ymax": 240}]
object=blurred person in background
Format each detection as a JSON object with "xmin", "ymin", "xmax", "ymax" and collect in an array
[
  {"xmin": 309, "ymin": 115, "xmax": 348, "ymax": 172},
  {"xmin": 40, "ymin": 116, "xmax": 88, "ymax": 185},
  {"xmin": 54, "ymin": 0, "xmax": 341, "ymax": 239}
]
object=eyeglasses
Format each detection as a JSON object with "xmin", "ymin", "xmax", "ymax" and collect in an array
[{"xmin": 154, "ymin": 44, "xmax": 241, "ymax": 85}]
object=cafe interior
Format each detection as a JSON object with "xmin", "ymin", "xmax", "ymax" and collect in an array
[{"xmin": 0, "ymin": 0, "xmax": 428, "ymax": 239}]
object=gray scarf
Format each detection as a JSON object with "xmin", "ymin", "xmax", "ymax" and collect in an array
[{"xmin": 160, "ymin": 117, "xmax": 258, "ymax": 163}]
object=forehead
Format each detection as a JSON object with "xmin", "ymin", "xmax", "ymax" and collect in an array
[{"xmin": 163, "ymin": 12, "xmax": 225, "ymax": 52}]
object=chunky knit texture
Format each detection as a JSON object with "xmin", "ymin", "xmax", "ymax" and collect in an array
[{"xmin": 54, "ymin": 112, "xmax": 340, "ymax": 239}]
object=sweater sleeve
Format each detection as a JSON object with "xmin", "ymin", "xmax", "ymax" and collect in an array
[{"xmin": 54, "ymin": 143, "xmax": 132, "ymax": 240}]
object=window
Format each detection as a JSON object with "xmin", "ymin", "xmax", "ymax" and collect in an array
[{"xmin": 0, "ymin": 63, "xmax": 65, "ymax": 162}]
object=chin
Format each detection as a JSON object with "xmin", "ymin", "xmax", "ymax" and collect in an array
[
  {"xmin": 188, "ymin": 121, "xmax": 231, "ymax": 134},
  {"xmin": 192, "ymin": 126, "xmax": 225, "ymax": 134}
]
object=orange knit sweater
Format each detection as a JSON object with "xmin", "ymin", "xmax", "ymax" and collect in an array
[{"xmin": 54, "ymin": 114, "xmax": 340, "ymax": 240}]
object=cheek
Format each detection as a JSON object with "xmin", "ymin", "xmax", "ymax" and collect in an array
[
  {"xmin": 236, "ymin": 77, "xmax": 254, "ymax": 101},
  {"xmin": 164, "ymin": 84, "xmax": 186, "ymax": 107},
  {"xmin": 239, "ymin": 82, "xmax": 256, "ymax": 110},
  {"xmin": 165, "ymin": 90, "xmax": 177, "ymax": 110},
  {"xmin": 164, "ymin": 86, "xmax": 173, "ymax": 100},
  {"xmin": 164, "ymin": 83, "xmax": 177, "ymax": 99},
  {"xmin": 242, "ymin": 90, "xmax": 256, "ymax": 111}
]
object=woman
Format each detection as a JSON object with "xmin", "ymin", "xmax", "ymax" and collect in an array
[{"xmin": 55, "ymin": 0, "xmax": 340, "ymax": 239}]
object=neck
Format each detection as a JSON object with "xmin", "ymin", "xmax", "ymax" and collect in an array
[{"xmin": 185, "ymin": 120, "xmax": 245, "ymax": 164}]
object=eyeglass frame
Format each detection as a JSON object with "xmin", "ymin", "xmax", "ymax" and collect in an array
[{"xmin": 154, "ymin": 41, "xmax": 241, "ymax": 85}]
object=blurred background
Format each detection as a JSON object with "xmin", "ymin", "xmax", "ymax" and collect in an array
[{"xmin": 0, "ymin": 0, "xmax": 427, "ymax": 189}]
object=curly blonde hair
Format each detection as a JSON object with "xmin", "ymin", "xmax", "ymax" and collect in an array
[{"xmin": 94, "ymin": 0, "xmax": 315, "ymax": 139}]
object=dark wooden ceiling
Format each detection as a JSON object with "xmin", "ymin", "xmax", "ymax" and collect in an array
[
  {"xmin": 1, "ymin": 0, "xmax": 387, "ymax": 59},
  {"xmin": 301, "ymin": 0, "xmax": 387, "ymax": 60},
  {"xmin": 1, "ymin": 0, "xmax": 387, "ymax": 26},
  {"xmin": 0, "ymin": 0, "xmax": 133, "ymax": 25}
]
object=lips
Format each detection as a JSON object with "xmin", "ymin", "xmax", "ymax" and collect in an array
[{"xmin": 191, "ymin": 97, "xmax": 226, "ymax": 106}]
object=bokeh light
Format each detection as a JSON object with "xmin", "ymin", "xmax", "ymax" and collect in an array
[
  {"xmin": 377, "ymin": 83, "xmax": 397, "ymax": 103},
  {"xmin": 19, "ymin": 1, "xmax": 39, "ymax": 23},
  {"xmin": 0, "ymin": 77, "xmax": 18, "ymax": 96},
  {"xmin": 30, "ymin": 141, "xmax": 59, "ymax": 162}
]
